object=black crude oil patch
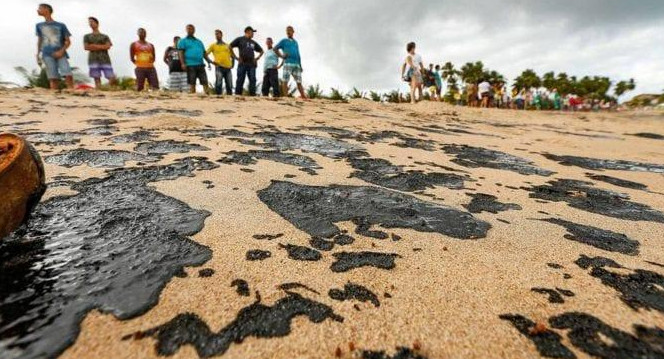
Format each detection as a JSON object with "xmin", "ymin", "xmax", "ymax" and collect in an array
[
  {"xmin": 329, "ymin": 282, "xmax": 380, "ymax": 307},
  {"xmin": 348, "ymin": 157, "xmax": 469, "ymax": 192},
  {"xmin": 127, "ymin": 292, "xmax": 344, "ymax": 357},
  {"xmin": 540, "ymin": 218, "xmax": 640, "ymax": 255},
  {"xmin": 199, "ymin": 269, "xmax": 215, "ymax": 278},
  {"xmin": 279, "ymin": 244, "xmax": 322, "ymax": 261},
  {"xmin": 44, "ymin": 148, "xmax": 158, "ymax": 168},
  {"xmin": 134, "ymin": 140, "xmax": 210, "ymax": 156},
  {"xmin": 526, "ymin": 179, "xmax": 664, "ymax": 223},
  {"xmin": 629, "ymin": 132, "xmax": 664, "ymax": 140},
  {"xmin": 585, "ymin": 173, "xmax": 648, "ymax": 191},
  {"xmin": 499, "ymin": 314, "xmax": 576, "ymax": 359},
  {"xmin": 330, "ymin": 252, "xmax": 400, "ymax": 273},
  {"xmin": 574, "ymin": 255, "xmax": 664, "ymax": 313},
  {"xmin": 463, "ymin": 193, "xmax": 522, "ymax": 214},
  {"xmin": 219, "ymin": 150, "xmax": 321, "ymax": 175},
  {"xmin": 25, "ymin": 132, "xmax": 81, "ymax": 146},
  {"xmin": 253, "ymin": 233, "xmax": 284, "ymax": 240},
  {"xmin": 246, "ymin": 250, "xmax": 272, "ymax": 261},
  {"xmin": 353, "ymin": 218, "xmax": 389, "ymax": 239},
  {"xmin": 81, "ymin": 125, "xmax": 119, "ymax": 136},
  {"xmin": 361, "ymin": 347, "xmax": 428, "ymax": 359},
  {"xmin": 117, "ymin": 108, "xmax": 203, "ymax": 117},
  {"xmin": 543, "ymin": 153, "xmax": 664, "ymax": 174},
  {"xmin": 109, "ymin": 130, "xmax": 157, "ymax": 144},
  {"xmin": 86, "ymin": 118, "xmax": 118, "ymax": 126},
  {"xmin": 501, "ymin": 312, "xmax": 664, "ymax": 359},
  {"xmin": 257, "ymin": 181, "xmax": 491, "ymax": 240},
  {"xmin": 531, "ymin": 287, "xmax": 575, "ymax": 304},
  {"xmin": 442, "ymin": 144, "xmax": 555, "ymax": 176},
  {"xmin": 0, "ymin": 157, "xmax": 216, "ymax": 359},
  {"xmin": 358, "ymin": 130, "xmax": 437, "ymax": 151},
  {"xmin": 278, "ymin": 282, "xmax": 320, "ymax": 295},
  {"xmin": 550, "ymin": 312, "xmax": 664, "ymax": 359},
  {"xmin": 231, "ymin": 279, "xmax": 250, "ymax": 296}
]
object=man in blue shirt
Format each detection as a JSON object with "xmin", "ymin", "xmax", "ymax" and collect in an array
[
  {"xmin": 35, "ymin": 3, "xmax": 73, "ymax": 90},
  {"xmin": 274, "ymin": 26, "xmax": 307, "ymax": 99},
  {"xmin": 178, "ymin": 24, "xmax": 209, "ymax": 94},
  {"xmin": 261, "ymin": 38, "xmax": 283, "ymax": 97}
]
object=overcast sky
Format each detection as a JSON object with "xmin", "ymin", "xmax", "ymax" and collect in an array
[{"xmin": 3, "ymin": 1, "xmax": 663, "ymax": 98}]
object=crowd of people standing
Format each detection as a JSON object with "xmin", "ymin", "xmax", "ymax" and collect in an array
[
  {"xmin": 401, "ymin": 42, "xmax": 618, "ymax": 111},
  {"xmin": 34, "ymin": 3, "xmax": 308, "ymax": 98}
]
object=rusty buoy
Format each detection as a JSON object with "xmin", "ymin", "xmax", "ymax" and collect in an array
[{"xmin": 0, "ymin": 133, "xmax": 46, "ymax": 239}]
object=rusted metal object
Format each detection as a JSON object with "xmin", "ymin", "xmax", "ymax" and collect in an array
[{"xmin": 0, "ymin": 133, "xmax": 46, "ymax": 239}]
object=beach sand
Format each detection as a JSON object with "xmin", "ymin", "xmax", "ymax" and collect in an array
[{"xmin": 1, "ymin": 89, "xmax": 663, "ymax": 359}]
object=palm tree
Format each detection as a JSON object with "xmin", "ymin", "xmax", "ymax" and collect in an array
[
  {"xmin": 512, "ymin": 69, "xmax": 541, "ymax": 91},
  {"xmin": 486, "ymin": 70, "xmax": 505, "ymax": 85},
  {"xmin": 460, "ymin": 61, "xmax": 485, "ymax": 85},
  {"xmin": 542, "ymin": 71, "xmax": 557, "ymax": 91},
  {"xmin": 614, "ymin": 78, "xmax": 636, "ymax": 98},
  {"xmin": 555, "ymin": 72, "xmax": 572, "ymax": 95}
]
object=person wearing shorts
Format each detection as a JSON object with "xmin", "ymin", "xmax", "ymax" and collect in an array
[
  {"xmin": 178, "ymin": 24, "xmax": 209, "ymax": 94},
  {"xmin": 84, "ymin": 16, "xmax": 117, "ymax": 89},
  {"xmin": 401, "ymin": 42, "xmax": 423, "ymax": 104},
  {"xmin": 164, "ymin": 36, "xmax": 187, "ymax": 92},
  {"xmin": 35, "ymin": 3, "xmax": 73, "ymax": 90},
  {"xmin": 274, "ymin": 26, "xmax": 306, "ymax": 99},
  {"xmin": 130, "ymin": 28, "xmax": 159, "ymax": 91}
]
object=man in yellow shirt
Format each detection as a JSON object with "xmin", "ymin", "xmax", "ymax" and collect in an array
[{"xmin": 205, "ymin": 30, "xmax": 234, "ymax": 95}]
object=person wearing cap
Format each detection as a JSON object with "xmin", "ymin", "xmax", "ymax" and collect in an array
[
  {"xmin": 178, "ymin": 24, "xmax": 209, "ymax": 94},
  {"xmin": 230, "ymin": 26, "xmax": 264, "ymax": 96},
  {"xmin": 274, "ymin": 25, "xmax": 306, "ymax": 99}
]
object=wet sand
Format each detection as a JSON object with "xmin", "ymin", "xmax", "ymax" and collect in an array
[{"xmin": 1, "ymin": 89, "xmax": 663, "ymax": 359}]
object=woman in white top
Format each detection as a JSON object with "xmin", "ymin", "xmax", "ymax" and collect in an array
[{"xmin": 401, "ymin": 42, "xmax": 424, "ymax": 104}]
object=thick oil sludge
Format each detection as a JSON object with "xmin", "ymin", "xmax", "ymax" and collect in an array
[
  {"xmin": 543, "ymin": 153, "xmax": 664, "ymax": 174},
  {"xmin": 348, "ymin": 157, "xmax": 469, "ymax": 192},
  {"xmin": 629, "ymin": 132, "xmax": 664, "ymax": 140},
  {"xmin": 574, "ymin": 255, "xmax": 664, "ymax": 313},
  {"xmin": 498, "ymin": 314, "xmax": 575, "ymax": 359},
  {"xmin": 129, "ymin": 292, "xmax": 344, "ymax": 358},
  {"xmin": 25, "ymin": 132, "xmax": 81, "ymax": 146},
  {"xmin": 219, "ymin": 150, "xmax": 322, "ymax": 175},
  {"xmin": 550, "ymin": 312, "xmax": 664, "ymax": 359},
  {"xmin": 246, "ymin": 250, "xmax": 272, "ymax": 261},
  {"xmin": 527, "ymin": 179, "xmax": 664, "ymax": 223},
  {"xmin": 134, "ymin": 140, "xmax": 210, "ymax": 156},
  {"xmin": 361, "ymin": 347, "xmax": 428, "ymax": 359},
  {"xmin": 257, "ymin": 181, "xmax": 491, "ymax": 240},
  {"xmin": 279, "ymin": 244, "xmax": 322, "ymax": 261},
  {"xmin": 586, "ymin": 173, "xmax": 649, "ymax": 191},
  {"xmin": 0, "ymin": 157, "xmax": 217, "ymax": 359},
  {"xmin": 531, "ymin": 287, "xmax": 575, "ymax": 304},
  {"xmin": 442, "ymin": 144, "xmax": 555, "ymax": 176},
  {"xmin": 231, "ymin": 279, "xmax": 250, "ymax": 296},
  {"xmin": 463, "ymin": 193, "xmax": 522, "ymax": 214},
  {"xmin": 329, "ymin": 282, "xmax": 380, "ymax": 307},
  {"xmin": 330, "ymin": 252, "xmax": 401, "ymax": 273},
  {"xmin": 541, "ymin": 218, "xmax": 640, "ymax": 255},
  {"xmin": 110, "ymin": 130, "xmax": 157, "ymax": 144},
  {"xmin": 45, "ymin": 148, "xmax": 158, "ymax": 168}
]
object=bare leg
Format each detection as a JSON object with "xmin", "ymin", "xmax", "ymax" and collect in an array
[
  {"xmin": 49, "ymin": 79, "xmax": 59, "ymax": 90},
  {"xmin": 94, "ymin": 78, "xmax": 102, "ymax": 89},
  {"xmin": 296, "ymin": 83, "xmax": 307, "ymax": 99},
  {"xmin": 64, "ymin": 75, "xmax": 74, "ymax": 89},
  {"xmin": 410, "ymin": 80, "xmax": 417, "ymax": 104},
  {"xmin": 189, "ymin": 85, "xmax": 196, "ymax": 94}
]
